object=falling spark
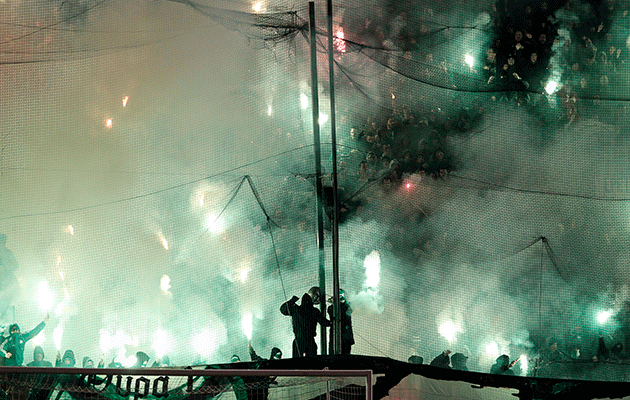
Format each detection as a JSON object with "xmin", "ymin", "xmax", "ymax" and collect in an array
[
  {"xmin": 56, "ymin": 255, "xmax": 61, "ymax": 266},
  {"xmin": 335, "ymin": 28, "xmax": 346, "ymax": 53},
  {"xmin": 122, "ymin": 96, "xmax": 129, "ymax": 107},
  {"xmin": 199, "ymin": 194, "xmax": 205, "ymax": 207},
  {"xmin": 53, "ymin": 325, "xmax": 63, "ymax": 350},
  {"xmin": 438, "ymin": 320, "xmax": 462, "ymax": 343},
  {"xmin": 160, "ymin": 274, "xmax": 171, "ymax": 295},
  {"xmin": 105, "ymin": 118, "xmax": 113, "ymax": 128},
  {"xmin": 267, "ymin": 105, "xmax": 273, "ymax": 116},
  {"xmin": 241, "ymin": 312, "xmax": 253, "ymax": 340},
  {"xmin": 239, "ymin": 268, "xmax": 249, "ymax": 283},
  {"xmin": 300, "ymin": 93, "xmax": 308, "ymax": 110},
  {"xmin": 59, "ymin": 271, "xmax": 64, "ymax": 281},
  {"xmin": 159, "ymin": 234, "xmax": 169, "ymax": 250},
  {"xmin": 65, "ymin": 225, "xmax": 74, "ymax": 235}
]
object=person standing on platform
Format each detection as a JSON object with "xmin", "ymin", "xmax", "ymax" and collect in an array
[{"xmin": 280, "ymin": 287, "xmax": 330, "ymax": 357}]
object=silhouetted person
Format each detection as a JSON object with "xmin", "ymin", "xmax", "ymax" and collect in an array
[{"xmin": 280, "ymin": 287, "xmax": 330, "ymax": 357}]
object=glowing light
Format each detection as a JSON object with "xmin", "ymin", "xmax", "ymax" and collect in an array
[
  {"xmin": 199, "ymin": 194, "xmax": 205, "ymax": 207},
  {"xmin": 335, "ymin": 28, "xmax": 346, "ymax": 53},
  {"xmin": 545, "ymin": 80, "xmax": 558, "ymax": 95},
  {"xmin": 300, "ymin": 93, "xmax": 308, "ymax": 110},
  {"xmin": 152, "ymin": 329, "xmax": 172, "ymax": 359},
  {"xmin": 59, "ymin": 271, "xmax": 64, "ymax": 281},
  {"xmin": 99, "ymin": 330, "xmax": 112, "ymax": 354},
  {"xmin": 519, "ymin": 354, "xmax": 528, "ymax": 375},
  {"xmin": 267, "ymin": 105, "xmax": 273, "ymax": 116},
  {"xmin": 252, "ymin": 2, "xmax": 262, "ymax": 12},
  {"xmin": 53, "ymin": 325, "xmax": 63, "ymax": 350},
  {"xmin": 364, "ymin": 250, "xmax": 381, "ymax": 288},
  {"xmin": 160, "ymin": 274, "xmax": 171, "ymax": 295},
  {"xmin": 485, "ymin": 341, "xmax": 499, "ymax": 357},
  {"xmin": 597, "ymin": 310, "xmax": 612, "ymax": 324},
  {"xmin": 464, "ymin": 54, "xmax": 474, "ymax": 68},
  {"xmin": 319, "ymin": 113, "xmax": 329, "ymax": 125},
  {"xmin": 193, "ymin": 329, "xmax": 219, "ymax": 358},
  {"xmin": 205, "ymin": 212, "xmax": 226, "ymax": 234},
  {"xmin": 37, "ymin": 281, "xmax": 55, "ymax": 311},
  {"xmin": 239, "ymin": 268, "xmax": 249, "ymax": 283},
  {"xmin": 122, "ymin": 96, "xmax": 129, "ymax": 107},
  {"xmin": 105, "ymin": 118, "xmax": 113, "ymax": 128},
  {"xmin": 32, "ymin": 332, "xmax": 45, "ymax": 346},
  {"xmin": 438, "ymin": 320, "xmax": 462, "ymax": 343},
  {"xmin": 159, "ymin": 234, "xmax": 169, "ymax": 250},
  {"xmin": 65, "ymin": 225, "xmax": 74, "ymax": 235},
  {"xmin": 241, "ymin": 312, "xmax": 253, "ymax": 340}
]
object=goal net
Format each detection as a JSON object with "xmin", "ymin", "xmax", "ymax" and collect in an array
[{"xmin": 0, "ymin": 366, "xmax": 373, "ymax": 400}]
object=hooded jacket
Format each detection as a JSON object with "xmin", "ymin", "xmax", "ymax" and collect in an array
[
  {"xmin": 56, "ymin": 350, "xmax": 76, "ymax": 367},
  {"xmin": 26, "ymin": 345, "xmax": 53, "ymax": 367},
  {"xmin": 280, "ymin": 293, "xmax": 330, "ymax": 356},
  {"xmin": 2, "ymin": 320, "xmax": 46, "ymax": 366}
]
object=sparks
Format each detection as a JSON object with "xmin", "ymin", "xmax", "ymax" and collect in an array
[
  {"xmin": 199, "ymin": 194, "xmax": 205, "ymax": 207},
  {"xmin": 122, "ymin": 96, "xmax": 129, "ymax": 107},
  {"xmin": 105, "ymin": 118, "xmax": 113, "ymax": 128},
  {"xmin": 159, "ymin": 235, "xmax": 169, "ymax": 250},
  {"xmin": 545, "ymin": 80, "xmax": 558, "ymax": 95},
  {"xmin": 464, "ymin": 54, "xmax": 474, "ymax": 68},
  {"xmin": 65, "ymin": 225, "xmax": 74, "ymax": 235},
  {"xmin": 267, "ymin": 105, "xmax": 273, "ymax": 116},
  {"xmin": 335, "ymin": 28, "xmax": 346, "ymax": 53}
]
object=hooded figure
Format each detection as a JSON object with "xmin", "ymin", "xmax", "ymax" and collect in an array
[
  {"xmin": 490, "ymin": 354, "xmax": 515, "ymax": 375},
  {"xmin": 327, "ymin": 289, "xmax": 355, "ymax": 354},
  {"xmin": 56, "ymin": 350, "xmax": 76, "ymax": 367},
  {"xmin": 133, "ymin": 351, "xmax": 150, "ymax": 368},
  {"xmin": 451, "ymin": 353, "xmax": 469, "ymax": 371},
  {"xmin": 280, "ymin": 288, "xmax": 331, "ymax": 357},
  {"xmin": 249, "ymin": 341, "xmax": 283, "ymax": 363},
  {"xmin": 27, "ymin": 346, "xmax": 53, "ymax": 367},
  {"xmin": 2, "ymin": 314, "xmax": 48, "ymax": 366},
  {"xmin": 430, "ymin": 350, "xmax": 451, "ymax": 368},
  {"xmin": 83, "ymin": 356, "xmax": 94, "ymax": 368}
]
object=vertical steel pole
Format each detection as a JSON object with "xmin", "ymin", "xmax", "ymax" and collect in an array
[
  {"xmin": 327, "ymin": 0, "xmax": 341, "ymax": 355},
  {"xmin": 308, "ymin": 1, "xmax": 327, "ymax": 355}
]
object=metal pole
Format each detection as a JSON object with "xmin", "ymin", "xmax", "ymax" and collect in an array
[
  {"xmin": 326, "ymin": 0, "xmax": 341, "ymax": 356},
  {"xmin": 308, "ymin": 1, "xmax": 327, "ymax": 355}
]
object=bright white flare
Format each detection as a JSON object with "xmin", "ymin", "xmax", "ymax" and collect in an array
[
  {"xmin": 241, "ymin": 312, "xmax": 253, "ymax": 340},
  {"xmin": 65, "ymin": 225, "xmax": 74, "ymax": 235},
  {"xmin": 205, "ymin": 212, "xmax": 226, "ymax": 234},
  {"xmin": 486, "ymin": 341, "xmax": 499, "ymax": 357},
  {"xmin": 152, "ymin": 329, "xmax": 172, "ymax": 359},
  {"xmin": 438, "ymin": 320, "xmax": 462, "ymax": 343},
  {"xmin": 252, "ymin": 2, "xmax": 262, "ymax": 12},
  {"xmin": 300, "ymin": 93, "xmax": 308, "ymax": 110},
  {"xmin": 122, "ymin": 96, "xmax": 129, "ymax": 107},
  {"xmin": 364, "ymin": 250, "xmax": 381, "ymax": 288},
  {"xmin": 519, "ymin": 354, "xmax": 528, "ymax": 375},
  {"xmin": 32, "ymin": 332, "xmax": 45, "ymax": 346},
  {"xmin": 319, "ymin": 113, "xmax": 329, "ymax": 124},
  {"xmin": 37, "ymin": 281, "xmax": 55, "ymax": 311},
  {"xmin": 464, "ymin": 54, "xmax": 474, "ymax": 68},
  {"xmin": 105, "ymin": 118, "xmax": 113, "ymax": 128},
  {"xmin": 53, "ymin": 325, "xmax": 63, "ymax": 350},
  {"xmin": 267, "ymin": 105, "xmax": 272, "ymax": 116},
  {"xmin": 545, "ymin": 80, "xmax": 558, "ymax": 94},
  {"xmin": 597, "ymin": 310, "xmax": 612, "ymax": 324}
]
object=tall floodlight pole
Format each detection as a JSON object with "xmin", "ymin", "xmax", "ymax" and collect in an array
[
  {"xmin": 308, "ymin": 1, "xmax": 327, "ymax": 355},
  {"xmin": 327, "ymin": 0, "xmax": 341, "ymax": 355}
]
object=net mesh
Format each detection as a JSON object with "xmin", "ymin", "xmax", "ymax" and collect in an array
[{"xmin": 1, "ymin": 0, "xmax": 630, "ymax": 387}]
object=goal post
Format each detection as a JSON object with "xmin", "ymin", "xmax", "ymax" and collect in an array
[{"xmin": 0, "ymin": 366, "xmax": 373, "ymax": 400}]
